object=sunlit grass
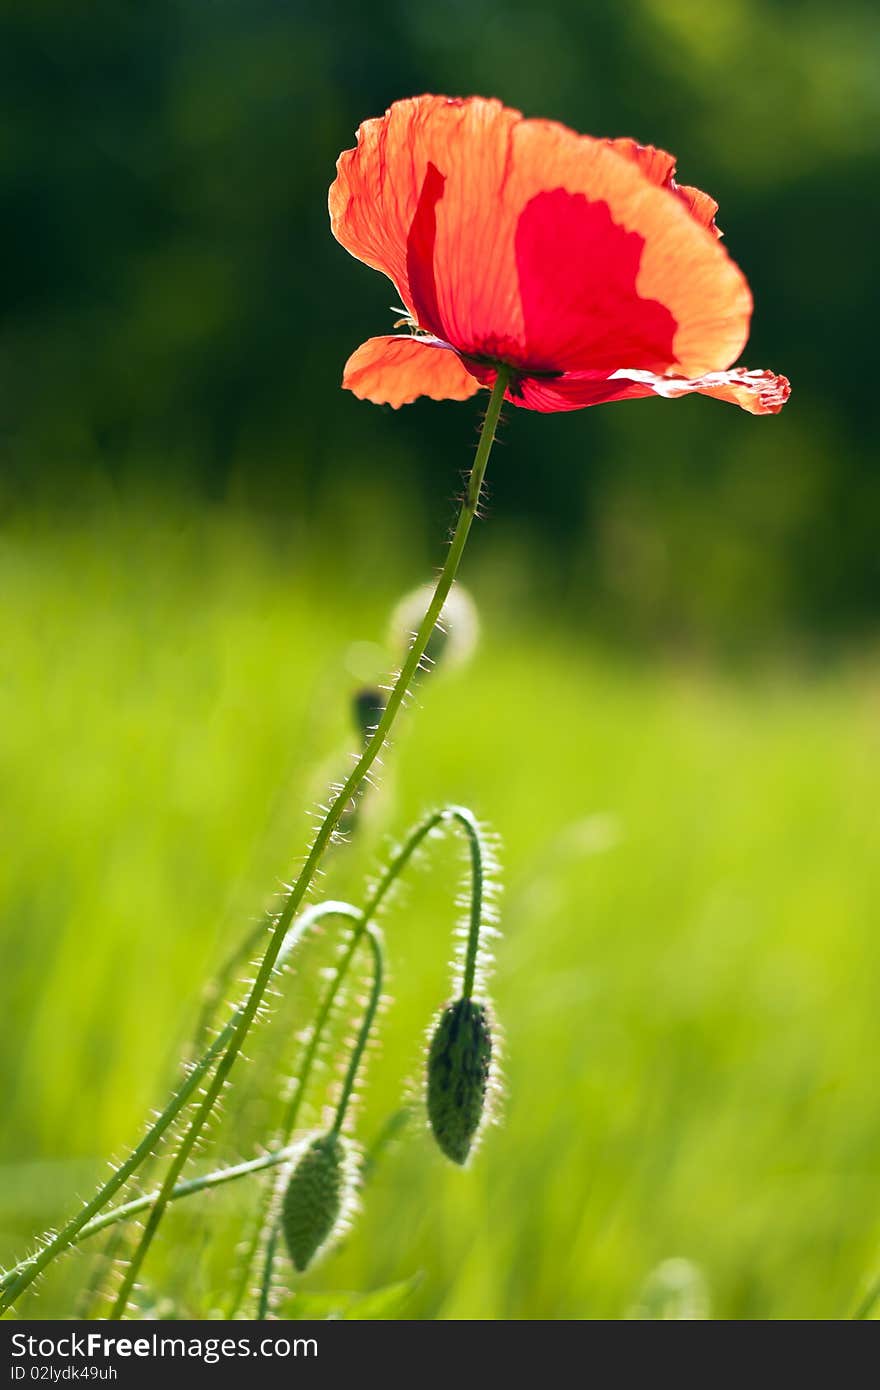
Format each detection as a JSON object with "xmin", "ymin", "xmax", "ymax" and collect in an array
[{"xmin": 2, "ymin": 499, "xmax": 879, "ymax": 1319}]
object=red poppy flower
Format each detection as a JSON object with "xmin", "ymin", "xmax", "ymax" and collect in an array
[{"xmin": 329, "ymin": 96, "xmax": 789, "ymax": 415}]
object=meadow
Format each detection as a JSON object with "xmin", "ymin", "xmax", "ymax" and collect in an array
[{"xmin": 2, "ymin": 494, "xmax": 879, "ymax": 1320}]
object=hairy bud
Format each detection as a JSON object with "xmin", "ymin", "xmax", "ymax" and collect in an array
[
  {"xmin": 281, "ymin": 1132, "xmax": 358, "ymax": 1272},
  {"xmin": 426, "ymin": 998, "xmax": 492, "ymax": 1165}
]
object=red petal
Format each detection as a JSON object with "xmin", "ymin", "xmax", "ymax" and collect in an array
[
  {"xmin": 463, "ymin": 362, "xmax": 642, "ymax": 412},
  {"xmin": 608, "ymin": 138, "xmax": 722, "ymax": 237},
  {"xmin": 606, "ymin": 138, "xmax": 676, "ymax": 186},
  {"xmin": 673, "ymin": 183, "xmax": 722, "ymax": 238},
  {"xmin": 342, "ymin": 335, "xmax": 481, "ymax": 407},
  {"xmin": 638, "ymin": 367, "xmax": 791, "ymax": 414},
  {"xmin": 513, "ymin": 187, "xmax": 678, "ymax": 373},
  {"xmin": 331, "ymin": 96, "xmax": 750, "ymax": 383},
  {"xmin": 331, "ymin": 97, "xmax": 522, "ymax": 349},
  {"xmin": 486, "ymin": 365, "xmax": 790, "ymax": 414}
]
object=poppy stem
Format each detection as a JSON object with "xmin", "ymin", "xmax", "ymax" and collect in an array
[
  {"xmin": 0, "ymin": 1147, "xmax": 303, "ymax": 1285},
  {"xmin": 102, "ymin": 366, "xmax": 511, "ymax": 1320},
  {"xmin": 241, "ymin": 804, "xmax": 492, "ymax": 1317},
  {"xmin": 330, "ymin": 926, "xmax": 384, "ymax": 1138}
]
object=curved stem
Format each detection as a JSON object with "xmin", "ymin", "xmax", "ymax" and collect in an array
[
  {"xmin": 459, "ymin": 810, "xmax": 486, "ymax": 1001},
  {"xmin": 258, "ymin": 926, "xmax": 384, "ymax": 1318},
  {"xmin": 107, "ymin": 369, "xmax": 510, "ymax": 1320},
  {"xmin": 247, "ymin": 804, "xmax": 489, "ymax": 1315},
  {"xmin": 224, "ymin": 901, "xmax": 363, "ymax": 1319},
  {"xmin": 284, "ymin": 805, "xmax": 486, "ymax": 1145},
  {"xmin": 330, "ymin": 927, "xmax": 383, "ymax": 1137}
]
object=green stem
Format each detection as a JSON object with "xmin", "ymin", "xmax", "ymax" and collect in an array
[
  {"xmin": 329, "ymin": 927, "xmax": 383, "ymax": 1137},
  {"xmin": 256, "ymin": 1224, "xmax": 281, "ymax": 1321},
  {"xmin": 0, "ymin": 1010, "xmax": 241, "ymax": 1314},
  {"xmin": 459, "ymin": 810, "xmax": 486, "ymax": 1001},
  {"xmin": 246, "ymin": 804, "xmax": 489, "ymax": 1315},
  {"xmin": 78, "ymin": 900, "xmax": 305, "ymax": 1319},
  {"xmin": 107, "ymin": 368, "xmax": 510, "ymax": 1319},
  {"xmin": 282, "ymin": 806, "xmax": 486, "ymax": 1145},
  {"xmin": 0, "ymin": 1147, "xmax": 301, "ymax": 1291},
  {"xmin": 81, "ymin": 905, "xmax": 277, "ymax": 1318},
  {"xmin": 0, "ymin": 901, "xmax": 343, "ymax": 1317},
  {"xmin": 224, "ymin": 901, "xmax": 363, "ymax": 1319},
  {"xmin": 258, "ymin": 926, "xmax": 384, "ymax": 1318}
]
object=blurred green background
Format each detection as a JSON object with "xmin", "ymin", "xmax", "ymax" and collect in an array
[{"xmin": 2, "ymin": 0, "xmax": 880, "ymax": 1320}]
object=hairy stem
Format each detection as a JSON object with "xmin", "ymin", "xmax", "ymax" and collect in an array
[
  {"xmin": 245, "ymin": 804, "xmax": 490, "ymax": 1314},
  {"xmin": 0, "ymin": 902, "xmax": 344, "ymax": 1317},
  {"xmin": 330, "ymin": 927, "xmax": 383, "ymax": 1136},
  {"xmin": 107, "ymin": 369, "xmax": 510, "ymax": 1319},
  {"xmin": 224, "ymin": 901, "xmax": 362, "ymax": 1319},
  {"xmin": 0, "ymin": 1147, "xmax": 302, "ymax": 1292},
  {"xmin": 459, "ymin": 810, "xmax": 486, "ymax": 1001},
  {"xmin": 256, "ymin": 1224, "xmax": 281, "ymax": 1321},
  {"xmin": 258, "ymin": 926, "xmax": 384, "ymax": 1317},
  {"xmin": 0, "ymin": 1011, "xmax": 241, "ymax": 1314}
]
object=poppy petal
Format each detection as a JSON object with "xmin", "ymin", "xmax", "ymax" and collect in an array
[
  {"xmin": 330, "ymin": 96, "xmax": 522, "ymax": 344},
  {"xmin": 673, "ymin": 183, "xmax": 722, "ymax": 237},
  {"xmin": 331, "ymin": 96, "xmax": 750, "ymax": 384},
  {"xmin": 342, "ymin": 335, "xmax": 481, "ymax": 407},
  {"xmin": 493, "ymin": 365, "xmax": 790, "ymax": 415},
  {"xmin": 608, "ymin": 138, "xmax": 722, "ymax": 237},
  {"xmin": 462, "ymin": 362, "xmax": 638, "ymax": 412},
  {"xmin": 606, "ymin": 139, "xmax": 676, "ymax": 187},
  {"xmin": 508, "ymin": 119, "xmax": 749, "ymax": 377},
  {"xmin": 619, "ymin": 366, "xmax": 791, "ymax": 415}
]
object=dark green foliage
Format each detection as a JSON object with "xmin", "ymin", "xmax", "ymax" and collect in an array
[{"xmin": 427, "ymin": 999, "xmax": 492, "ymax": 1165}]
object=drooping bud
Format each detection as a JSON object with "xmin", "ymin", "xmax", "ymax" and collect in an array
[
  {"xmin": 281, "ymin": 1132, "xmax": 358, "ymax": 1272},
  {"xmin": 426, "ymin": 998, "xmax": 492, "ymax": 1165}
]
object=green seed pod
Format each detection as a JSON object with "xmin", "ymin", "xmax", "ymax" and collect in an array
[
  {"xmin": 426, "ymin": 998, "xmax": 492, "ymax": 1165},
  {"xmin": 281, "ymin": 1132, "xmax": 356, "ymax": 1272}
]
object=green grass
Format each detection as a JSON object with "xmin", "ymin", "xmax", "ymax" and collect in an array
[{"xmin": 2, "ymin": 498, "xmax": 879, "ymax": 1320}]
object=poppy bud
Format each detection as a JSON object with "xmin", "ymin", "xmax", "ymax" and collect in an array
[
  {"xmin": 281, "ymin": 1132, "xmax": 358, "ymax": 1272},
  {"xmin": 352, "ymin": 685, "xmax": 386, "ymax": 742},
  {"xmin": 426, "ymin": 998, "xmax": 492, "ymax": 1165}
]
